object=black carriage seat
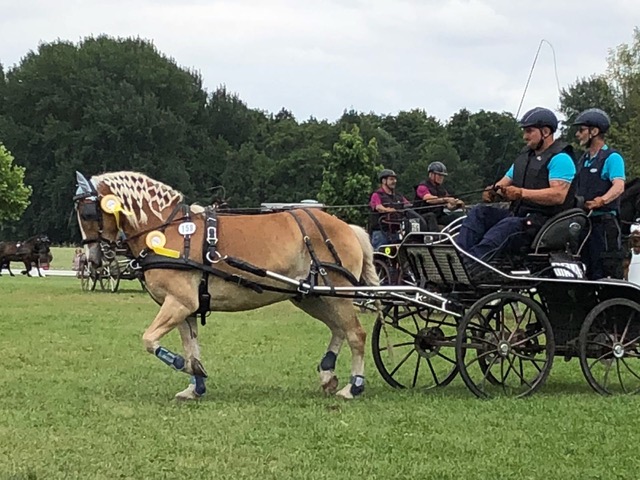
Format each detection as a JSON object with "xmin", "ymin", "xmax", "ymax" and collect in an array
[
  {"xmin": 529, "ymin": 208, "xmax": 590, "ymax": 255},
  {"xmin": 402, "ymin": 243, "xmax": 474, "ymax": 289}
]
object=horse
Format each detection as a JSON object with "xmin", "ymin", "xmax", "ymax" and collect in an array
[
  {"xmin": 73, "ymin": 171, "xmax": 381, "ymax": 401},
  {"xmin": 0, "ymin": 234, "xmax": 52, "ymax": 277},
  {"xmin": 615, "ymin": 178, "xmax": 640, "ymax": 279}
]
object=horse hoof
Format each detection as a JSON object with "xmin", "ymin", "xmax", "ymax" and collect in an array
[
  {"xmin": 336, "ymin": 385, "xmax": 355, "ymax": 400},
  {"xmin": 321, "ymin": 376, "xmax": 339, "ymax": 395},
  {"xmin": 175, "ymin": 384, "xmax": 201, "ymax": 401}
]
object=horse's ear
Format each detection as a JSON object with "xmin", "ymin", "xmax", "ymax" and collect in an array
[{"xmin": 75, "ymin": 171, "xmax": 95, "ymax": 196}]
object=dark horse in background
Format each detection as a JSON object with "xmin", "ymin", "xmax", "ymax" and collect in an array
[
  {"xmin": 0, "ymin": 234, "xmax": 52, "ymax": 277},
  {"xmin": 616, "ymin": 178, "xmax": 640, "ymax": 278}
]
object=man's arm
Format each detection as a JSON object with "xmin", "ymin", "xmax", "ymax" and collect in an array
[
  {"xmin": 520, "ymin": 180, "xmax": 572, "ymax": 205},
  {"xmin": 370, "ymin": 192, "xmax": 400, "ymax": 213},
  {"xmin": 587, "ymin": 152, "xmax": 626, "ymax": 208}
]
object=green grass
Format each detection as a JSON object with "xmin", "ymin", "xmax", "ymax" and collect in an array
[
  {"xmin": 1, "ymin": 277, "xmax": 639, "ymax": 479},
  {"xmin": 49, "ymin": 246, "xmax": 76, "ymax": 270}
]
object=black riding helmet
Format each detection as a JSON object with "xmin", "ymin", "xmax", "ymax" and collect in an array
[
  {"xmin": 378, "ymin": 168, "xmax": 397, "ymax": 182},
  {"xmin": 519, "ymin": 107, "xmax": 558, "ymax": 133},
  {"xmin": 572, "ymin": 108, "xmax": 610, "ymax": 134},
  {"xmin": 428, "ymin": 161, "xmax": 448, "ymax": 176}
]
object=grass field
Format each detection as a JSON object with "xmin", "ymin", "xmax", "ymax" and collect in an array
[{"xmin": 1, "ymin": 276, "xmax": 639, "ymax": 479}]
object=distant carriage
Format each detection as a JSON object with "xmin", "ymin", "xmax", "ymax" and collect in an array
[
  {"xmin": 78, "ymin": 243, "xmax": 143, "ymax": 292},
  {"xmin": 0, "ymin": 234, "xmax": 52, "ymax": 277}
]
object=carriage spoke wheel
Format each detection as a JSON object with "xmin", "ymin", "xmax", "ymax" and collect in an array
[
  {"xmin": 99, "ymin": 258, "xmax": 121, "ymax": 293},
  {"xmin": 372, "ymin": 303, "xmax": 459, "ymax": 390},
  {"xmin": 455, "ymin": 291, "xmax": 554, "ymax": 399},
  {"xmin": 89, "ymin": 264, "xmax": 100, "ymax": 291},
  {"xmin": 79, "ymin": 265, "xmax": 92, "ymax": 292},
  {"xmin": 374, "ymin": 258, "xmax": 397, "ymax": 286},
  {"xmin": 579, "ymin": 298, "xmax": 640, "ymax": 395}
]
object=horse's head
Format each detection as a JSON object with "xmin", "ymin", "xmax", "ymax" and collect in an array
[
  {"xmin": 33, "ymin": 234, "xmax": 51, "ymax": 254},
  {"xmin": 73, "ymin": 171, "xmax": 184, "ymax": 260}
]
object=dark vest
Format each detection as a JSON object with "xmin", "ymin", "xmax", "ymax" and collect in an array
[
  {"xmin": 511, "ymin": 140, "xmax": 576, "ymax": 217},
  {"xmin": 576, "ymin": 148, "xmax": 620, "ymax": 213},
  {"xmin": 413, "ymin": 179, "xmax": 449, "ymax": 214},
  {"xmin": 369, "ymin": 188, "xmax": 406, "ymax": 232}
]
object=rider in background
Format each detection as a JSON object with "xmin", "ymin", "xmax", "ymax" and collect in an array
[
  {"xmin": 456, "ymin": 107, "xmax": 576, "ymax": 261},
  {"xmin": 413, "ymin": 161, "xmax": 465, "ymax": 231},
  {"xmin": 369, "ymin": 169, "xmax": 410, "ymax": 250},
  {"xmin": 573, "ymin": 108, "xmax": 626, "ymax": 279}
]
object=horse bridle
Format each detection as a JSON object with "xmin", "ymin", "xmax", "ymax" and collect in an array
[
  {"xmin": 73, "ymin": 189, "xmax": 110, "ymax": 246},
  {"xmin": 74, "ymin": 188, "xmax": 190, "ymax": 249}
]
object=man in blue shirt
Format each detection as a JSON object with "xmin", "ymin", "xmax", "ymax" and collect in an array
[
  {"xmin": 573, "ymin": 108, "xmax": 626, "ymax": 279},
  {"xmin": 456, "ymin": 107, "xmax": 576, "ymax": 261}
]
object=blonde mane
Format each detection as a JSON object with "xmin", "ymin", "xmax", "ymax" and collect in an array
[{"xmin": 92, "ymin": 171, "xmax": 184, "ymax": 228}]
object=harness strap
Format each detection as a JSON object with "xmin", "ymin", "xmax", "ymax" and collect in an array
[
  {"xmin": 182, "ymin": 204, "xmax": 192, "ymax": 261},
  {"xmin": 298, "ymin": 208, "xmax": 344, "ymax": 267},
  {"xmin": 287, "ymin": 210, "xmax": 331, "ymax": 290}
]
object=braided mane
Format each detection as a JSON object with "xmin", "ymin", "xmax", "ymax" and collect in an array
[{"xmin": 92, "ymin": 171, "xmax": 184, "ymax": 228}]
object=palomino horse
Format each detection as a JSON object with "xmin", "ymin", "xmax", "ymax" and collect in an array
[
  {"xmin": 0, "ymin": 234, "xmax": 52, "ymax": 277},
  {"xmin": 74, "ymin": 171, "xmax": 380, "ymax": 400}
]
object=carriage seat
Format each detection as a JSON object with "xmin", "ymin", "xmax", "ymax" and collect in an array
[{"xmin": 529, "ymin": 208, "xmax": 589, "ymax": 255}]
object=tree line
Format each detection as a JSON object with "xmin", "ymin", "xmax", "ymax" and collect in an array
[{"xmin": 0, "ymin": 29, "xmax": 639, "ymax": 243}]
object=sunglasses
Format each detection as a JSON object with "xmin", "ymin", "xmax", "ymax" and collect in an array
[{"xmin": 577, "ymin": 126, "xmax": 590, "ymax": 133}]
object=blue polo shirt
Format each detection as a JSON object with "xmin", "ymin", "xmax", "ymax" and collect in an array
[
  {"xmin": 581, "ymin": 145, "xmax": 625, "ymax": 182},
  {"xmin": 505, "ymin": 152, "xmax": 576, "ymax": 183}
]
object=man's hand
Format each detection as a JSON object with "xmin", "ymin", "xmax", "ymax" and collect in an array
[
  {"xmin": 500, "ymin": 186, "xmax": 523, "ymax": 202},
  {"xmin": 482, "ymin": 186, "xmax": 500, "ymax": 203},
  {"xmin": 446, "ymin": 198, "xmax": 465, "ymax": 210},
  {"xmin": 585, "ymin": 196, "xmax": 606, "ymax": 210}
]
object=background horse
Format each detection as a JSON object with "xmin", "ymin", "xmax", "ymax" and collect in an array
[
  {"xmin": 0, "ymin": 234, "xmax": 52, "ymax": 277},
  {"xmin": 616, "ymin": 178, "xmax": 640, "ymax": 278},
  {"xmin": 74, "ymin": 171, "xmax": 380, "ymax": 401}
]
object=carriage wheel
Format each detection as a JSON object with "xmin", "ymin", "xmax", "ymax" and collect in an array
[
  {"xmin": 79, "ymin": 265, "xmax": 92, "ymax": 292},
  {"xmin": 455, "ymin": 291, "xmax": 554, "ymax": 398},
  {"xmin": 89, "ymin": 264, "xmax": 100, "ymax": 291},
  {"xmin": 579, "ymin": 298, "xmax": 640, "ymax": 395},
  {"xmin": 372, "ymin": 303, "xmax": 459, "ymax": 390},
  {"xmin": 99, "ymin": 258, "xmax": 121, "ymax": 293},
  {"xmin": 374, "ymin": 258, "xmax": 398, "ymax": 286}
]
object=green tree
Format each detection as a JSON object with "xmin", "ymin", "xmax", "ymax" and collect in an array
[
  {"xmin": 1, "ymin": 36, "xmax": 210, "ymax": 241},
  {"xmin": 606, "ymin": 27, "xmax": 640, "ymax": 177},
  {"xmin": 318, "ymin": 125, "xmax": 380, "ymax": 225},
  {"xmin": 0, "ymin": 143, "xmax": 31, "ymax": 222}
]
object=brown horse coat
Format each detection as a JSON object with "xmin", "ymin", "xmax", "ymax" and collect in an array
[{"xmin": 75, "ymin": 171, "xmax": 379, "ymax": 400}]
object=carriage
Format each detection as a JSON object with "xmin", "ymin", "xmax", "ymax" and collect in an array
[
  {"xmin": 73, "ymin": 170, "xmax": 640, "ymax": 400},
  {"xmin": 79, "ymin": 243, "xmax": 143, "ymax": 292},
  {"xmin": 369, "ymin": 207, "xmax": 640, "ymax": 398}
]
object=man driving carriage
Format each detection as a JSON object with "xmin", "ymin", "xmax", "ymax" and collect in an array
[
  {"xmin": 368, "ymin": 168, "xmax": 410, "ymax": 250},
  {"xmin": 573, "ymin": 108, "xmax": 626, "ymax": 279},
  {"xmin": 456, "ymin": 107, "xmax": 576, "ymax": 262},
  {"xmin": 413, "ymin": 161, "xmax": 465, "ymax": 231}
]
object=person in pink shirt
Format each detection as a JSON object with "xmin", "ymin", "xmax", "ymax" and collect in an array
[
  {"xmin": 369, "ymin": 169, "xmax": 410, "ymax": 249},
  {"xmin": 413, "ymin": 162, "xmax": 465, "ymax": 230}
]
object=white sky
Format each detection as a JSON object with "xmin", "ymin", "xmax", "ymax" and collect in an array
[{"xmin": 0, "ymin": 0, "xmax": 638, "ymax": 123}]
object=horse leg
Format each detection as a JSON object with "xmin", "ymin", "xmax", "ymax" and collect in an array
[
  {"xmin": 141, "ymin": 297, "xmax": 204, "ymax": 393},
  {"xmin": 295, "ymin": 297, "xmax": 366, "ymax": 398},
  {"xmin": 7, "ymin": 263, "xmax": 15, "ymax": 277},
  {"xmin": 22, "ymin": 260, "xmax": 31, "ymax": 277},
  {"xmin": 174, "ymin": 316, "xmax": 208, "ymax": 400}
]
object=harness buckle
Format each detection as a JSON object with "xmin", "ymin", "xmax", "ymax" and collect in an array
[
  {"xmin": 206, "ymin": 226, "xmax": 218, "ymax": 245},
  {"xmin": 206, "ymin": 251, "xmax": 226, "ymax": 264},
  {"xmin": 297, "ymin": 281, "xmax": 312, "ymax": 295}
]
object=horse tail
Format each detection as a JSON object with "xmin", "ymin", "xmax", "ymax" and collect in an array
[
  {"xmin": 348, "ymin": 224, "xmax": 379, "ymax": 286},
  {"xmin": 349, "ymin": 225, "xmax": 384, "ymax": 318}
]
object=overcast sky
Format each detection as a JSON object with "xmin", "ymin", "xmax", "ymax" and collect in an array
[{"xmin": 1, "ymin": 0, "xmax": 638, "ymax": 123}]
